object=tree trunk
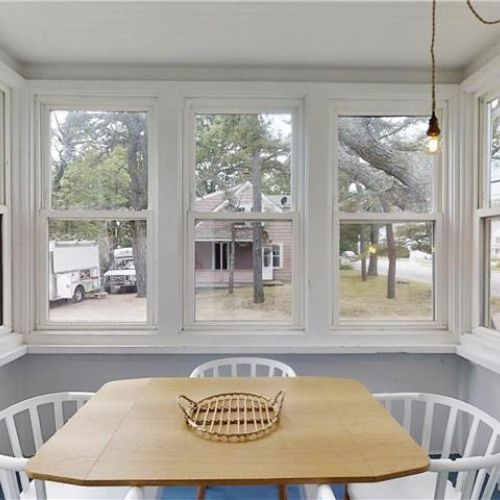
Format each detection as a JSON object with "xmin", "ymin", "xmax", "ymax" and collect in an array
[
  {"xmin": 386, "ymin": 223, "xmax": 396, "ymax": 299},
  {"xmin": 228, "ymin": 223, "xmax": 236, "ymax": 294},
  {"xmin": 368, "ymin": 225, "xmax": 379, "ymax": 277},
  {"xmin": 251, "ymin": 153, "xmax": 265, "ymax": 304},
  {"xmin": 126, "ymin": 118, "xmax": 148, "ymax": 299},
  {"xmin": 132, "ymin": 220, "xmax": 147, "ymax": 297},
  {"xmin": 360, "ymin": 226, "xmax": 368, "ymax": 282}
]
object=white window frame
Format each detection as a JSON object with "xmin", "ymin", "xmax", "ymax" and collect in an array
[
  {"xmin": 183, "ymin": 98, "xmax": 304, "ymax": 330},
  {"xmin": 0, "ymin": 83, "xmax": 12, "ymax": 336},
  {"xmin": 331, "ymin": 100, "xmax": 448, "ymax": 329},
  {"xmin": 473, "ymin": 89, "xmax": 500, "ymax": 336},
  {"xmin": 35, "ymin": 95, "xmax": 158, "ymax": 331}
]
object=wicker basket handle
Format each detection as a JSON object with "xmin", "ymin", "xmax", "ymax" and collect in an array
[
  {"xmin": 177, "ymin": 394, "xmax": 197, "ymax": 418},
  {"xmin": 272, "ymin": 390, "xmax": 285, "ymax": 413}
]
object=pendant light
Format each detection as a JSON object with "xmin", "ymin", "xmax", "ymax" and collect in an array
[
  {"xmin": 425, "ymin": 0, "xmax": 441, "ymax": 155},
  {"xmin": 426, "ymin": 0, "xmax": 500, "ymax": 154}
]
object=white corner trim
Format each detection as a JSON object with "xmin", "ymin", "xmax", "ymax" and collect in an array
[
  {"xmin": 0, "ymin": 52, "xmax": 25, "ymax": 89},
  {"xmin": 457, "ymin": 332, "xmax": 500, "ymax": 376},
  {"xmin": 0, "ymin": 332, "xmax": 26, "ymax": 367},
  {"xmin": 461, "ymin": 49, "xmax": 500, "ymax": 95}
]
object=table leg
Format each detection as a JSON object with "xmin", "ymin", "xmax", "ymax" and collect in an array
[
  {"xmin": 278, "ymin": 484, "xmax": 288, "ymax": 500},
  {"xmin": 196, "ymin": 486, "xmax": 206, "ymax": 500}
]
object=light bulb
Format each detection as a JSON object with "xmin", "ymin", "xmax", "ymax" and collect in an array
[
  {"xmin": 425, "ymin": 135, "xmax": 441, "ymax": 155},
  {"xmin": 425, "ymin": 111, "xmax": 442, "ymax": 155}
]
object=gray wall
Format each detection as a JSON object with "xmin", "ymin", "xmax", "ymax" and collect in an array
[
  {"xmin": 462, "ymin": 361, "xmax": 500, "ymax": 421},
  {"xmin": 0, "ymin": 353, "xmax": 464, "ymax": 407}
]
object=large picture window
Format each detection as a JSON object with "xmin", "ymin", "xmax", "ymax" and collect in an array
[
  {"xmin": 185, "ymin": 100, "xmax": 301, "ymax": 327},
  {"xmin": 38, "ymin": 103, "xmax": 154, "ymax": 328},
  {"xmin": 334, "ymin": 106, "xmax": 442, "ymax": 326}
]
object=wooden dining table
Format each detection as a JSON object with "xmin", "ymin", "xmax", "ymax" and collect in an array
[{"xmin": 26, "ymin": 377, "xmax": 429, "ymax": 499}]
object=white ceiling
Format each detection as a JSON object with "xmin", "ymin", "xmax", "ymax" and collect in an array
[{"xmin": 0, "ymin": 1, "xmax": 500, "ymax": 75}]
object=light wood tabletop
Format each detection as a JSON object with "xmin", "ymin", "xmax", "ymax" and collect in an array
[{"xmin": 26, "ymin": 377, "xmax": 429, "ymax": 487}]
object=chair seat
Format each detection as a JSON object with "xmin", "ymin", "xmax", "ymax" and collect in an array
[
  {"xmin": 347, "ymin": 472, "xmax": 460, "ymax": 500},
  {"xmin": 21, "ymin": 480, "xmax": 132, "ymax": 500}
]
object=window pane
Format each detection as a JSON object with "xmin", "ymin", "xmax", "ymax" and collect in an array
[
  {"xmin": 489, "ymin": 100, "xmax": 500, "ymax": 207},
  {"xmin": 48, "ymin": 219, "xmax": 147, "ymax": 323},
  {"xmin": 483, "ymin": 218, "xmax": 500, "ymax": 330},
  {"xmin": 339, "ymin": 222, "xmax": 434, "ymax": 321},
  {"xmin": 338, "ymin": 116, "xmax": 433, "ymax": 213},
  {"xmin": 195, "ymin": 219, "xmax": 292, "ymax": 322},
  {"xmin": 195, "ymin": 114, "xmax": 292, "ymax": 213},
  {"xmin": 50, "ymin": 110, "xmax": 148, "ymax": 210}
]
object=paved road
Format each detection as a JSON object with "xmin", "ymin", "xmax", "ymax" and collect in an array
[
  {"xmin": 352, "ymin": 257, "xmax": 500, "ymax": 296},
  {"xmin": 352, "ymin": 257, "xmax": 432, "ymax": 283}
]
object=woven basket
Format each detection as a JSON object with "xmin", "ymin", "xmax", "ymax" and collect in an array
[{"xmin": 177, "ymin": 390, "xmax": 285, "ymax": 442}]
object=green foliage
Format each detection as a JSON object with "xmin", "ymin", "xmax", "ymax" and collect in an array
[
  {"xmin": 195, "ymin": 114, "xmax": 291, "ymax": 198},
  {"xmin": 53, "ymin": 147, "xmax": 131, "ymax": 210}
]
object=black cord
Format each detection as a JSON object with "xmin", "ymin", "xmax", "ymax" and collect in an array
[
  {"xmin": 431, "ymin": 0, "xmax": 437, "ymax": 115},
  {"xmin": 467, "ymin": 0, "xmax": 500, "ymax": 25}
]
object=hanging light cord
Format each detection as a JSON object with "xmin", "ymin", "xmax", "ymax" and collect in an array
[
  {"xmin": 431, "ymin": 0, "xmax": 437, "ymax": 115},
  {"xmin": 467, "ymin": 0, "xmax": 500, "ymax": 24}
]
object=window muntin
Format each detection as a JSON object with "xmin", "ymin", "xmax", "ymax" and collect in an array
[
  {"xmin": 39, "ymin": 104, "xmax": 153, "ymax": 328},
  {"xmin": 338, "ymin": 116, "xmax": 433, "ymax": 214},
  {"xmin": 194, "ymin": 219, "xmax": 293, "ymax": 323},
  {"xmin": 187, "ymin": 104, "xmax": 299, "ymax": 327},
  {"xmin": 335, "ymin": 110, "xmax": 441, "ymax": 327},
  {"xmin": 50, "ymin": 110, "xmax": 148, "ymax": 211},
  {"xmin": 339, "ymin": 222, "xmax": 434, "ymax": 321}
]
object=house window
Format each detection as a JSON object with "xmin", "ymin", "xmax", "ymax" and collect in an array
[
  {"xmin": 334, "ymin": 109, "xmax": 441, "ymax": 325},
  {"xmin": 186, "ymin": 100, "xmax": 301, "ymax": 327},
  {"xmin": 38, "ymin": 104, "xmax": 155, "ymax": 328},
  {"xmin": 271, "ymin": 244, "xmax": 283, "ymax": 269}
]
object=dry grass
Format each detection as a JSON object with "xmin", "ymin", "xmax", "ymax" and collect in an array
[
  {"xmin": 340, "ymin": 269, "xmax": 433, "ymax": 320},
  {"xmin": 49, "ymin": 293, "xmax": 147, "ymax": 323},
  {"xmin": 48, "ymin": 271, "xmax": 432, "ymax": 324},
  {"xmin": 195, "ymin": 284, "xmax": 292, "ymax": 322}
]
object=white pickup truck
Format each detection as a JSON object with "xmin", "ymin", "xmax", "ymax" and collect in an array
[{"xmin": 103, "ymin": 248, "xmax": 137, "ymax": 294}]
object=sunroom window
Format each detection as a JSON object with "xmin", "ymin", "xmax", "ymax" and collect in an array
[
  {"xmin": 185, "ymin": 102, "xmax": 301, "ymax": 327},
  {"xmin": 480, "ymin": 97, "xmax": 500, "ymax": 332},
  {"xmin": 334, "ymin": 111, "xmax": 441, "ymax": 325},
  {"xmin": 38, "ymin": 105, "xmax": 154, "ymax": 328}
]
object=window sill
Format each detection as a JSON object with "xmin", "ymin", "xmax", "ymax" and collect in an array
[
  {"xmin": 457, "ymin": 330, "xmax": 500, "ymax": 377},
  {"xmin": 23, "ymin": 329, "xmax": 458, "ymax": 354}
]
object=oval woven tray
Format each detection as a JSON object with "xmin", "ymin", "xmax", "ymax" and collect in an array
[{"xmin": 177, "ymin": 390, "xmax": 285, "ymax": 442}]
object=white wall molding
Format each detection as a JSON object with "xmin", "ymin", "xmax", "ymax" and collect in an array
[{"xmin": 21, "ymin": 64, "xmax": 463, "ymax": 85}]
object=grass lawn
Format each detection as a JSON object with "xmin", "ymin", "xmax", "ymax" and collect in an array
[
  {"xmin": 340, "ymin": 269, "xmax": 433, "ymax": 320},
  {"xmin": 195, "ymin": 284, "xmax": 292, "ymax": 322}
]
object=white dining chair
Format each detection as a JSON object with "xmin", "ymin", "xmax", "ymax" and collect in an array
[
  {"xmin": 347, "ymin": 393, "xmax": 500, "ymax": 500},
  {"xmin": 0, "ymin": 392, "xmax": 142, "ymax": 500},
  {"xmin": 189, "ymin": 357, "xmax": 297, "ymax": 378},
  {"xmin": 302, "ymin": 484, "xmax": 337, "ymax": 500}
]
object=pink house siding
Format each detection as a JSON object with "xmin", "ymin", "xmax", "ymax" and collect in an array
[{"xmin": 194, "ymin": 182, "xmax": 292, "ymax": 286}]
